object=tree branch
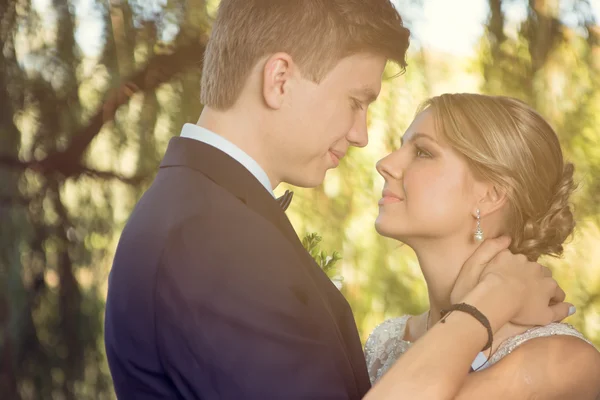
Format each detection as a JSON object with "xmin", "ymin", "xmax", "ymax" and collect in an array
[
  {"xmin": 0, "ymin": 40, "xmax": 206, "ymax": 179},
  {"xmin": 0, "ymin": 195, "xmax": 31, "ymax": 207},
  {"xmin": 79, "ymin": 167, "xmax": 148, "ymax": 185},
  {"xmin": 0, "ymin": 156, "xmax": 30, "ymax": 170}
]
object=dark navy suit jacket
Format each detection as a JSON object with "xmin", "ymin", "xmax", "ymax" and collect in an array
[{"xmin": 104, "ymin": 137, "xmax": 371, "ymax": 399}]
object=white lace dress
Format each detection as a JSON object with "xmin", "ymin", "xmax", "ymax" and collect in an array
[{"xmin": 364, "ymin": 315, "xmax": 594, "ymax": 385}]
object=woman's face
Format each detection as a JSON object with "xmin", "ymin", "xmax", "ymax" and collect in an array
[{"xmin": 375, "ymin": 110, "xmax": 483, "ymax": 245}]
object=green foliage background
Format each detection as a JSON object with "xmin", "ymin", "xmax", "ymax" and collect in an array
[{"xmin": 0, "ymin": 0, "xmax": 598, "ymax": 398}]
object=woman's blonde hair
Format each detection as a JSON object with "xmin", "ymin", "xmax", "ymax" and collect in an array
[{"xmin": 419, "ymin": 93, "xmax": 576, "ymax": 261}]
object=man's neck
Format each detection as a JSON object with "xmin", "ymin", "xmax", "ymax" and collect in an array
[{"xmin": 197, "ymin": 107, "xmax": 281, "ymax": 188}]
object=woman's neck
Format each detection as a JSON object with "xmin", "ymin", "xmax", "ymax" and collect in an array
[
  {"xmin": 407, "ymin": 235, "xmax": 529, "ymax": 349},
  {"xmin": 411, "ymin": 235, "xmax": 480, "ymax": 328}
]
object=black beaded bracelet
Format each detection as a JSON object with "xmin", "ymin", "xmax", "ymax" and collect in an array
[{"xmin": 440, "ymin": 303, "xmax": 493, "ymax": 352}]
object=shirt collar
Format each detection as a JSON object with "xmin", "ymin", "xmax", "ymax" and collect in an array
[{"xmin": 180, "ymin": 123, "xmax": 275, "ymax": 197}]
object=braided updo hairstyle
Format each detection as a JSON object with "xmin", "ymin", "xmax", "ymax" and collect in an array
[{"xmin": 419, "ymin": 94, "xmax": 576, "ymax": 261}]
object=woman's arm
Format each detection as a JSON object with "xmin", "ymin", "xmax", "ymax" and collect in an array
[
  {"xmin": 364, "ymin": 237, "xmax": 572, "ymax": 400},
  {"xmin": 455, "ymin": 335, "xmax": 600, "ymax": 400},
  {"xmin": 364, "ymin": 278, "xmax": 515, "ymax": 399}
]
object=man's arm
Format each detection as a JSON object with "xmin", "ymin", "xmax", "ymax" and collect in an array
[
  {"xmin": 153, "ymin": 216, "xmax": 352, "ymax": 399},
  {"xmin": 454, "ymin": 335, "xmax": 600, "ymax": 400},
  {"xmin": 364, "ymin": 237, "xmax": 573, "ymax": 400}
]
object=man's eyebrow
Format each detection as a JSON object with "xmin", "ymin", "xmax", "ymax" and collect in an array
[{"xmin": 400, "ymin": 132, "xmax": 438, "ymax": 146}]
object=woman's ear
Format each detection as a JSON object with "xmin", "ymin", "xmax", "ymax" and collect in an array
[{"xmin": 473, "ymin": 184, "xmax": 508, "ymax": 218}]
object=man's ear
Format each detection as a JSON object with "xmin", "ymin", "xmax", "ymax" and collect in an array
[
  {"xmin": 473, "ymin": 184, "xmax": 508, "ymax": 218},
  {"xmin": 262, "ymin": 52, "xmax": 295, "ymax": 110}
]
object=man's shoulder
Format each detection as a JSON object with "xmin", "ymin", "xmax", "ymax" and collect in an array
[{"xmin": 128, "ymin": 166, "xmax": 275, "ymax": 234}]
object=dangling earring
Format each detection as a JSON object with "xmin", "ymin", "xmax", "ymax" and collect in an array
[{"xmin": 474, "ymin": 209, "xmax": 484, "ymax": 242}]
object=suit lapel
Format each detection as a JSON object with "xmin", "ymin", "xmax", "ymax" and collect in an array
[
  {"xmin": 160, "ymin": 137, "xmax": 296, "ymax": 244},
  {"xmin": 160, "ymin": 137, "xmax": 363, "ymax": 397}
]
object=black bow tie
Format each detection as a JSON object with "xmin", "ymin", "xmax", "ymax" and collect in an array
[{"xmin": 276, "ymin": 190, "xmax": 294, "ymax": 211}]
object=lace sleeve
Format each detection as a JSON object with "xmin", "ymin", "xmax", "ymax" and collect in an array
[{"xmin": 364, "ymin": 316, "xmax": 411, "ymax": 385}]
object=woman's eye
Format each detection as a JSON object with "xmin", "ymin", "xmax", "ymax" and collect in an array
[{"xmin": 415, "ymin": 147, "xmax": 431, "ymax": 158}]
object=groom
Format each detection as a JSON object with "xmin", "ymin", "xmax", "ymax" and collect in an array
[{"xmin": 104, "ymin": 1, "xmax": 572, "ymax": 399}]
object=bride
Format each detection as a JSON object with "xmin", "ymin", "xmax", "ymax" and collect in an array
[{"xmin": 367, "ymin": 93, "xmax": 600, "ymax": 399}]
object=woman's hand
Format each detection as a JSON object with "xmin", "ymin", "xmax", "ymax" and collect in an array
[{"xmin": 452, "ymin": 236, "xmax": 573, "ymax": 331}]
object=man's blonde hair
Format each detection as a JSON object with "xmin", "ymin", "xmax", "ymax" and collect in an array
[
  {"xmin": 419, "ymin": 94, "xmax": 576, "ymax": 261},
  {"xmin": 201, "ymin": 0, "xmax": 410, "ymax": 110}
]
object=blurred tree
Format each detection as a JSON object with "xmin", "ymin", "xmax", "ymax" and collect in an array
[
  {"xmin": 0, "ymin": 0, "xmax": 598, "ymax": 398},
  {"xmin": 477, "ymin": 0, "xmax": 600, "ymax": 343},
  {"xmin": 0, "ymin": 0, "xmax": 211, "ymax": 398}
]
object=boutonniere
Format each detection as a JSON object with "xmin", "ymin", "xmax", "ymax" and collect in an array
[{"xmin": 301, "ymin": 232, "xmax": 344, "ymax": 290}]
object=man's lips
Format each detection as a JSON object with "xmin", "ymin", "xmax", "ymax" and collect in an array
[{"xmin": 329, "ymin": 150, "xmax": 345, "ymax": 165}]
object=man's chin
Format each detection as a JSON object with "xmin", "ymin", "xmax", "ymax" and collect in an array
[{"xmin": 284, "ymin": 170, "xmax": 328, "ymax": 189}]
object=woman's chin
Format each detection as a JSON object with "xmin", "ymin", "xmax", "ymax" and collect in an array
[
  {"xmin": 374, "ymin": 219, "xmax": 389, "ymax": 236},
  {"xmin": 375, "ymin": 220, "xmax": 407, "ymax": 241}
]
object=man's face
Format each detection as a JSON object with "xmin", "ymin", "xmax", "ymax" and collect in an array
[{"xmin": 273, "ymin": 53, "xmax": 387, "ymax": 188}]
